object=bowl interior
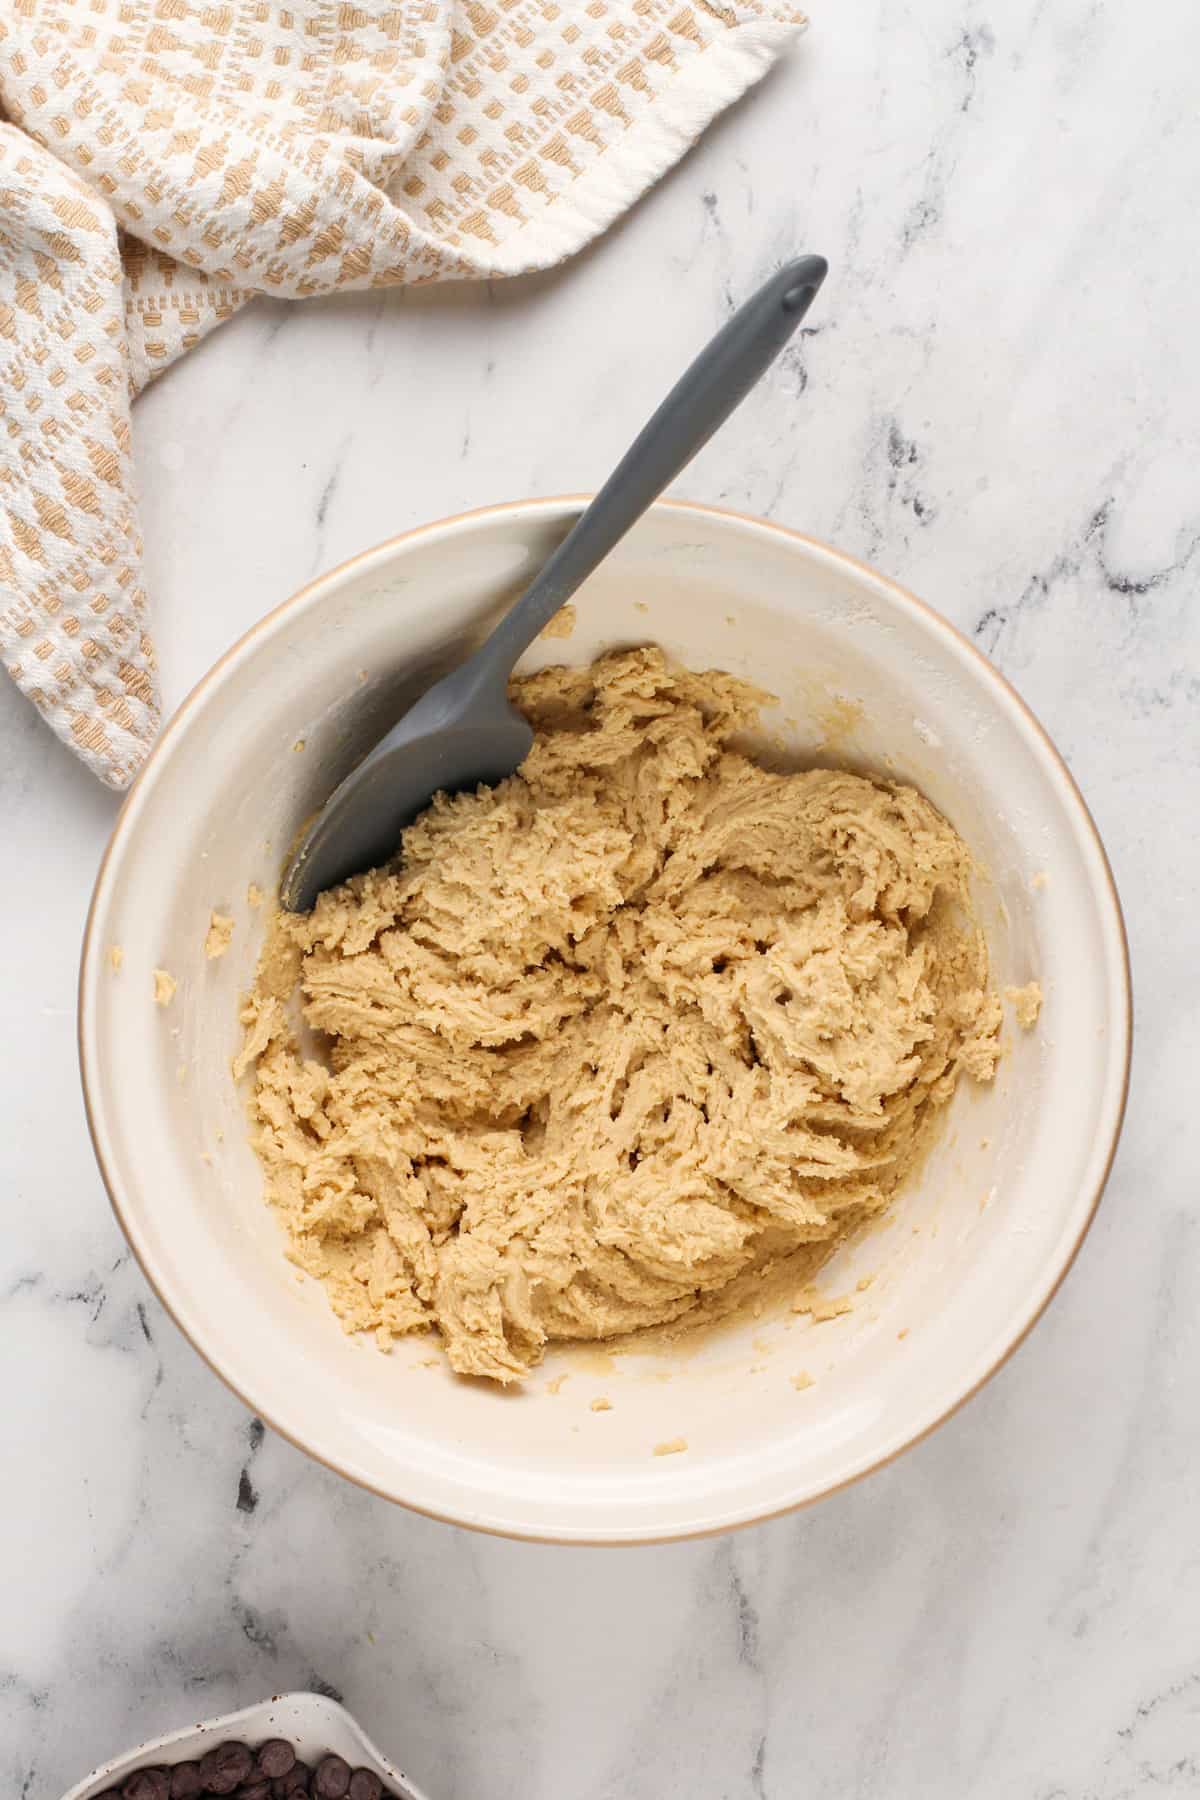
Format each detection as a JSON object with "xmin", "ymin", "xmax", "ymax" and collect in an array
[{"xmin": 80, "ymin": 501, "xmax": 1129, "ymax": 1541}]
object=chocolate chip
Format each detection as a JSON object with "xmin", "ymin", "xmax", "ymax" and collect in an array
[
  {"xmin": 347, "ymin": 1773, "xmax": 382, "ymax": 1800},
  {"xmin": 274, "ymin": 1767, "xmax": 311, "ymax": 1796},
  {"xmin": 313, "ymin": 1757, "xmax": 351, "ymax": 1799},
  {"xmin": 200, "ymin": 1743, "xmax": 254, "ymax": 1795},
  {"xmin": 124, "ymin": 1771, "xmax": 171, "ymax": 1800},
  {"xmin": 256, "ymin": 1742, "xmax": 296, "ymax": 1780},
  {"xmin": 170, "ymin": 1767, "xmax": 204, "ymax": 1800}
]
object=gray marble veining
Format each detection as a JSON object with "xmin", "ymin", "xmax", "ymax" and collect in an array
[{"xmin": 3, "ymin": 1, "xmax": 1199, "ymax": 1794}]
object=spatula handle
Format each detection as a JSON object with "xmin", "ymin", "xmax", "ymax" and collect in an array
[{"xmin": 478, "ymin": 254, "xmax": 828, "ymax": 675}]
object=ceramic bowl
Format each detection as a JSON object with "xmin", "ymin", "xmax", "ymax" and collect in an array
[
  {"xmin": 79, "ymin": 499, "xmax": 1130, "ymax": 1543},
  {"xmin": 61, "ymin": 1691, "xmax": 429, "ymax": 1799}
]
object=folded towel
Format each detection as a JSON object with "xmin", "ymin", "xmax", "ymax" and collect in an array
[{"xmin": 0, "ymin": 0, "xmax": 803, "ymax": 787}]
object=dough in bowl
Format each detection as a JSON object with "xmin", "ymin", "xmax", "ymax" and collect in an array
[{"xmin": 236, "ymin": 648, "xmax": 1003, "ymax": 1382}]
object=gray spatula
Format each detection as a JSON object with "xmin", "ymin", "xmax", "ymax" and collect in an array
[{"xmin": 280, "ymin": 253, "xmax": 828, "ymax": 912}]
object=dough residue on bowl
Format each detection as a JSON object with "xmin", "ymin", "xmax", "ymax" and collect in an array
[
  {"xmin": 236, "ymin": 648, "xmax": 1004, "ymax": 1384},
  {"xmin": 1006, "ymin": 981, "xmax": 1042, "ymax": 1028},
  {"xmin": 205, "ymin": 911, "xmax": 235, "ymax": 959}
]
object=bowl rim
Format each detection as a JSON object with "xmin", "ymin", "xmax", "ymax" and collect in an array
[
  {"xmin": 77, "ymin": 495, "xmax": 1133, "ymax": 1544},
  {"xmin": 59, "ymin": 1689, "xmax": 431, "ymax": 1800}
]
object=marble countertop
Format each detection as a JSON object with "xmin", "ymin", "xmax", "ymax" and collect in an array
[{"xmin": 4, "ymin": 1, "xmax": 1198, "ymax": 1794}]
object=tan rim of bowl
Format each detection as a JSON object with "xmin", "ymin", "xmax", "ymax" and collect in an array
[{"xmin": 78, "ymin": 497, "xmax": 1134, "ymax": 1544}]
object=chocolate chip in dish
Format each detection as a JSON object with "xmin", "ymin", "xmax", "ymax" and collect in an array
[{"xmin": 95, "ymin": 1741, "xmax": 399, "ymax": 1800}]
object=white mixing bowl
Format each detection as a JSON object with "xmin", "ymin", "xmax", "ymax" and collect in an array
[{"xmin": 79, "ymin": 499, "xmax": 1130, "ymax": 1543}]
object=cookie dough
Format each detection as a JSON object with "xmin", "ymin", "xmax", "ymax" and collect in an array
[
  {"xmin": 1006, "ymin": 981, "xmax": 1042, "ymax": 1028},
  {"xmin": 237, "ymin": 649, "xmax": 1003, "ymax": 1383},
  {"xmin": 205, "ymin": 912, "xmax": 235, "ymax": 959}
]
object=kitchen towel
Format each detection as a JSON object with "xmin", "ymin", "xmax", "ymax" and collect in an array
[{"xmin": 0, "ymin": 0, "xmax": 803, "ymax": 787}]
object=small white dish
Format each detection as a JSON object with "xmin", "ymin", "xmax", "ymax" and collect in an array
[
  {"xmin": 79, "ymin": 499, "xmax": 1131, "ymax": 1543},
  {"xmin": 61, "ymin": 1690, "xmax": 430, "ymax": 1799}
]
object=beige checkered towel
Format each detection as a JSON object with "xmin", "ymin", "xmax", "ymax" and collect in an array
[{"xmin": 0, "ymin": 0, "xmax": 803, "ymax": 787}]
